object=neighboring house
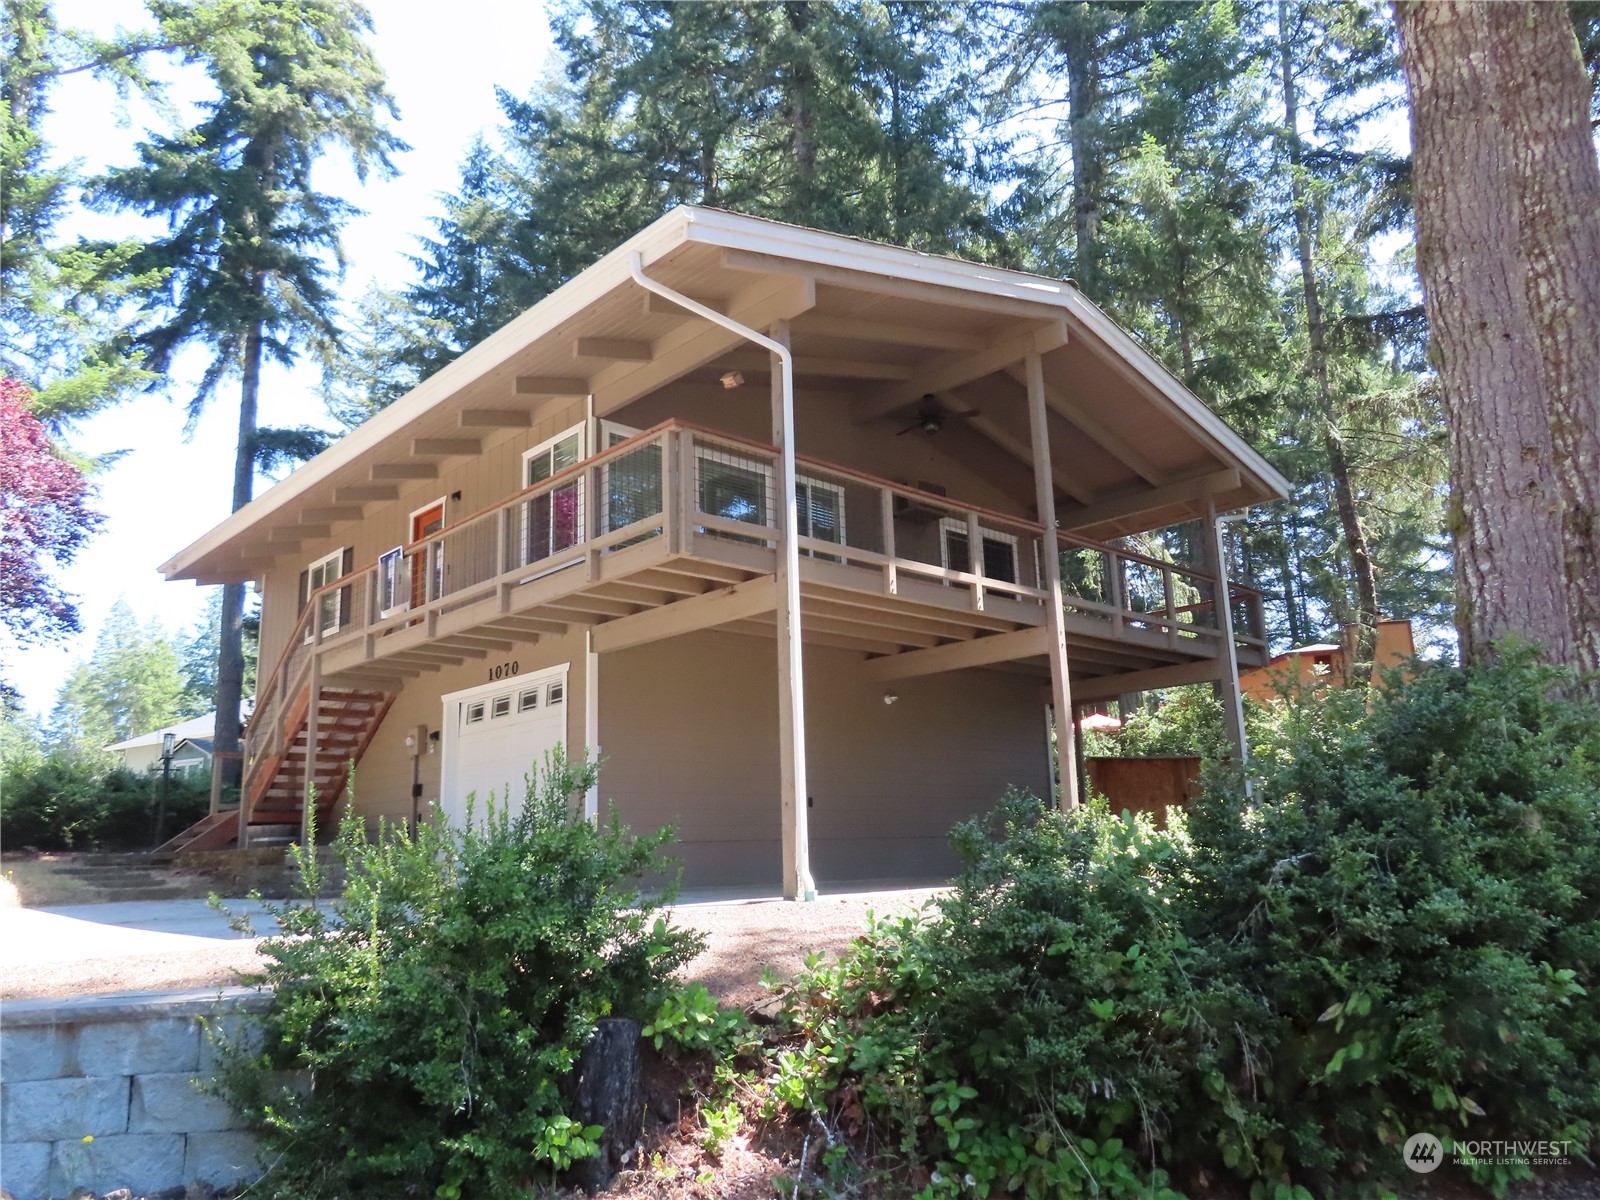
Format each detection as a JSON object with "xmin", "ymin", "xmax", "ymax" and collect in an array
[
  {"xmin": 106, "ymin": 713, "xmax": 218, "ymax": 776},
  {"xmin": 159, "ymin": 209, "xmax": 1289, "ymax": 896},
  {"xmin": 168, "ymin": 737, "xmax": 214, "ymax": 779},
  {"xmin": 1240, "ymin": 619, "xmax": 1417, "ymax": 702}
]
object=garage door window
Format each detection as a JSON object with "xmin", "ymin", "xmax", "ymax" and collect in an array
[{"xmin": 518, "ymin": 687, "xmax": 539, "ymax": 712}]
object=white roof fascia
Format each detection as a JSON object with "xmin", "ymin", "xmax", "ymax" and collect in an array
[
  {"xmin": 680, "ymin": 210, "xmax": 1292, "ymax": 502},
  {"xmin": 160, "ymin": 208, "xmax": 697, "ymax": 580}
]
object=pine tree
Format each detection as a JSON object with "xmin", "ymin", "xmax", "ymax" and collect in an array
[
  {"xmin": 51, "ymin": 599, "xmax": 186, "ymax": 758},
  {"xmin": 0, "ymin": 0, "xmax": 243, "ymax": 429},
  {"xmin": 98, "ymin": 0, "xmax": 403, "ymax": 786}
]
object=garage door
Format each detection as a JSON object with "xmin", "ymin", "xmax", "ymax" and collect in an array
[{"xmin": 441, "ymin": 666, "xmax": 569, "ymax": 825}]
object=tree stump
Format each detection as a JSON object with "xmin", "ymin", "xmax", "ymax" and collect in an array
[{"xmin": 564, "ymin": 1017, "xmax": 642, "ymax": 1195}]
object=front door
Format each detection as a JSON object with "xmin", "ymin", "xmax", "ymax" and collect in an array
[{"xmin": 410, "ymin": 502, "xmax": 445, "ymax": 609}]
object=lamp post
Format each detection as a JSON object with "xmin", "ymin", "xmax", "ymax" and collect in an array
[{"xmin": 156, "ymin": 731, "xmax": 175, "ymax": 846}]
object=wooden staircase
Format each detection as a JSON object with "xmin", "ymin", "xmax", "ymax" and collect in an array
[
  {"xmin": 245, "ymin": 686, "xmax": 395, "ymax": 840},
  {"xmin": 158, "ymin": 686, "xmax": 395, "ymax": 853}
]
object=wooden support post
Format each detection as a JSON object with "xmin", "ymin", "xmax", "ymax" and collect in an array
[
  {"xmin": 1201, "ymin": 496, "xmax": 1249, "ymax": 767},
  {"xmin": 1162, "ymin": 565, "xmax": 1179, "ymax": 648},
  {"xmin": 678, "ymin": 429, "xmax": 698, "ymax": 555},
  {"xmin": 966, "ymin": 509, "xmax": 985, "ymax": 611},
  {"xmin": 662, "ymin": 430, "xmax": 680, "ymax": 553},
  {"xmin": 302, "ymin": 656, "xmax": 322, "ymax": 848},
  {"xmin": 584, "ymin": 629, "xmax": 600, "ymax": 821},
  {"xmin": 880, "ymin": 486, "xmax": 897, "ymax": 595},
  {"xmin": 772, "ymin": 321, "xmax": 816, "ymax": 899},
  {"xmin": 1025, "ymin": 351, "xmax": 1081, "ymax": 809},
  {"xmin": 1108, "ymin": 549, "xmax": 1126, "ymax": 637}
]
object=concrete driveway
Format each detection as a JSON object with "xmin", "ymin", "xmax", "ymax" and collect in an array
[
  {"xmin": 1, "ymin": 898, "xmax": 278, "ymax": 1000},
  {"xmin": 0, "ymin": 888, "xmax": 943, "ymax": 1005}
]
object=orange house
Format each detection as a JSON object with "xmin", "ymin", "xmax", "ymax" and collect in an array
[{"xmin": 1240, "ymin": 619, "xmax": 1417, "ymax": 701}]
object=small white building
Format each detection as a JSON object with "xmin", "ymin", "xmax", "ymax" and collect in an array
[{"xmin": 106, "ymin": 713, "xmax": 219, "ymax": 777}]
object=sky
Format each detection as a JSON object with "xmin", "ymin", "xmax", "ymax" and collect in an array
[{"xmin": 6, "ymin": 0, "xmax": 557, "ymax": 716}]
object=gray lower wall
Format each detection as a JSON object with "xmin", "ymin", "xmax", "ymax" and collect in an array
[{"xmin": 0, "ymin": 989, "xmax": 267, "ymax": 1200}]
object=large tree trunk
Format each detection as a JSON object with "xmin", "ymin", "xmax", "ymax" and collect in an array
[
  {"xmin": 1061, "ymin": 14, "xmax": 1105, "ymax": 298},
  {"xmin": 1278, "ymin": 0, "xmax": 1380, "ymax": 675},
  {"xmin": 213, "ymin": 311, "xmax": 263, "ymax": 790},
  {"xmin": 1396, "ymin": 1, "xmax": 1600, "ymax": 672}
]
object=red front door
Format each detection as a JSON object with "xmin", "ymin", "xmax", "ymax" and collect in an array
[{"xmin": 410, "ymin": 503, "xmax": 445, "ymax": 609}]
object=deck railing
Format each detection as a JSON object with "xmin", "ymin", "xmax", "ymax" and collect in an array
[{"xmin": 245, "ymin": 420, "xmax": 1270, "ymax": 801}]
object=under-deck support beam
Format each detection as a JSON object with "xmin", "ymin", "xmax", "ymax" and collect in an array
[
  {"xmin": 1201, "ymin": 496, "xmax": 1249, "ymax": 767},
  {"xmin": 1026, "ymin": 351, "xmax": 1081, "ymax": 809}
]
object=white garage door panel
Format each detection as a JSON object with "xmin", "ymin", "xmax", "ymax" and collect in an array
[{"xmin": 442, "ymin": 668, "xmax": 570, "ymax": 824}]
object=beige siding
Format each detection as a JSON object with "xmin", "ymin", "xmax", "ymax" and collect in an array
[
  {"xmin": 616, "ymin": 386, "xmax": 1030, "ymax": 519},
  {"xmin": 333, "ymin": 626, "xmax": 1048, "ymax": 891},
  {"xmin": 597, "ymin": 629, "xmax": 1050, "ymax": 890}
]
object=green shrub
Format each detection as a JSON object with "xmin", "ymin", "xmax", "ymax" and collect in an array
[
  {"xmin": 212, "ymin": 749, "xmax": 705, "ymax": 1199},
  {"xmin": 1184, "ymin": 646, "xmax": 1600, "ymax": 1193},
  {"xmin": 0, "ymin": 755, "xmax": 212, "ymax": 850},
  {"xmin": 761, "ymin": 650, "xmax": 1600, "ymax": 1198},
  {"xmin": 764, "ymin": 797, "xmax": 1197, "ymax": 1199}
]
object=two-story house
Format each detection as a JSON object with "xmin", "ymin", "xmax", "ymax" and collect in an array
[{"xmin": 158, "ymin": 208, "xmax": 1286, "ymax": 898}]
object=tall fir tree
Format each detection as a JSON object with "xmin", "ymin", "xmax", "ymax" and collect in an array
[
  {"xmin": 97, "ymin": 0, "xmax": 403, "ymax": 784},
  {"xmin": 50, "ymin": 599, "xmax": 185, "ymax": 759}
]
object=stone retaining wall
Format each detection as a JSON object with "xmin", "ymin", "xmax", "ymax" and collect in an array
[{"xmin": 1, "ymin": 988, "xmax": 268, "ymax": 1200}]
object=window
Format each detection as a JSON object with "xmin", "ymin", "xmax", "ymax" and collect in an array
[
  {"xmin": 491, "ymin": 695, "xmax": 512, "ymax": 719},
  {"xmin": 795, "ymin": 476, "xmax": 845, "ymax": 556},
  {"xmin": 939, "ymin": 519, "xmax": 1019, "ymax": 585},
  {"xmin": 600, "ymin": 421, "xmax": 662, "ymax": 542},
  {"xmin": 697, "ymin": 451, "xmax": 771, "ymax": 531},
  {"xmin": 522, "ymin": 425, "xmax": 586, "ymax": 566},
  {"xmin": 518, "ymin": 688, "xmax": 540, "ymax": 712},
  {"xmin": 377, "ymin": 546, "xmax": 407, "ymax": 617},
  {"xmin": 464, "ymin": 701, "xmax": 486, "ymax": 725},
  {"xmin": 547, "ymin": 682, "xmax": 565, "ymax": 706},
  {"xmin": 302, "ymin": 548, "xmax": 351, "ymax": 640},
  {"xmin": 693, "ymin": 449, "xmax": 843, "ymax": 553}
]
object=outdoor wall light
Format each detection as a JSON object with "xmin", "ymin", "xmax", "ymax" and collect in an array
[{"xmin": 720, "ymin": 370, "xmax": 745, "ymax": 389}]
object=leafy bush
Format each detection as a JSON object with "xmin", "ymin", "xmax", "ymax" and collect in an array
[
  {"xmin": 1183, "ymin": 646, "xmax": 1600, "ymax": 1193},
  {"xmin": 212, "ymin": 749, "xmax": 704, "ymax": 1199},
  {"xmin": 0, "ymin": 754, "xmax": 212, "ymax": 850},
  {"xmin": 1083, "ymin": 683, "xmax": 1280, "ymax": 760},
  {"xmin": 759, "ymin": 650, "xmax": 1600, "ymax": 1198},
  {"xmin": 764, "ymin": 801, "xmax": 1200, "ymax": 1200}
]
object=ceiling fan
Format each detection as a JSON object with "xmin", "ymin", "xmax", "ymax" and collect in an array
[{"xmin": 897, "ymin": 394, "xmax": 980, "ymax": 436}]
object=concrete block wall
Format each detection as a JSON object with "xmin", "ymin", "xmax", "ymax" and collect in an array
[{"xmin": 0, "ymin": 989, "xmax": 269, "ymax": 1200}]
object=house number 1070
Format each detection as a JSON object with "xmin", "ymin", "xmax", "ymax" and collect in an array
[{"xmin": 489, "ymin": 661, "xmax": 520, "ymax": 682}]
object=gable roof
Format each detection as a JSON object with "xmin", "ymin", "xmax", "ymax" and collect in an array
[
  {"xmin": 106, "ymin": 711, "xmax": 217, "ymax": 752},
  {"xmin": 162, "ymin": 207, "xmax": 1290, "ymax": 584}
]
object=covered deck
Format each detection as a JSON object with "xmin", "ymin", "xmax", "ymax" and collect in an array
[{"xmin": 244, "ymin": 420, "xmax": 1266, "ymax": 796}]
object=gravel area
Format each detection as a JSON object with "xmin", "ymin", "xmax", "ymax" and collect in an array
[
  {"xmin": 669, "ymin": 887, "xmax": 942, "ymax": 1007},
  {"xmin": 0, "ymin": 889, "xmax": 942, "ymax": 1003}
]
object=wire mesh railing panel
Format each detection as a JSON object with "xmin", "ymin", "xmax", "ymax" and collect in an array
[
  {"xmin": 596, "ymin": 439, "xmax": 664, "ymax": 546},
  {"xmin": 690, "ymin": 437, "xmax": 779, "ymax": 547}
]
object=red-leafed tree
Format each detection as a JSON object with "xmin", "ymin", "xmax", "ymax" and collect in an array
[{"xmin": 0, "ymin": 378, "xmax": 103, "ymax": 643}]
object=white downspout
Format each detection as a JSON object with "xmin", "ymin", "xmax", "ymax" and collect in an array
[{"xmin": 628, "ymin": 253, "xmax": 816, "ymax": 900}]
